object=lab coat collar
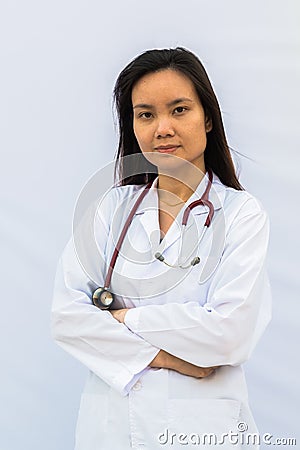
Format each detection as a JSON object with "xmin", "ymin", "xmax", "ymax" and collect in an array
[
  {"xmin": 134, "ymin": 171, "xmax": 226, "ymax": 252},
  {"xmin": 135, "ymin": 171, "xmax": 226, "ymax": 215}
]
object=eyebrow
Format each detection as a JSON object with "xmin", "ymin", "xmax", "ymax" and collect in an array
[{"xmin": 133, "ymin": 97, "xmax": 194, "ymax": 109}]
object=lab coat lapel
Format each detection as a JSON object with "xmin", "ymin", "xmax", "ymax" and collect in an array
[
  {"xmin": 138, "ymin": 209, "xmax": 160, "ymax": 247},
  {"xmin": 135, "ymin": 178, "xmax": 161, "ymax": 248},
  {"xmin": 136, "ymin": 178, "xmax": 184, "ymax": 252},
  {"xmin": 157, "ymin": 207, "xmax": 184, "ymax": 252}
]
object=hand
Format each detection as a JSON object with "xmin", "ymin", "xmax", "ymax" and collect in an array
[
  {"xmin": 109, "ymin": 308, "xmax": 129, "ymax": 324},
  {"xmin": 149, "ymin": 350, "xmax": 217, "ymax": 379},
  {"xmin": 172, "ymin": 357, "xmax": 217, "ymax": 379}
]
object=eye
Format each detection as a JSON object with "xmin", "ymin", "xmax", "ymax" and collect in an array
[
  {"xmin": 138, "ymin": 112, "xmax": 153, "ymax": 119},
  {"xmin": 173, "ymin": 106, "xmax": 187, "ymax": 114}
]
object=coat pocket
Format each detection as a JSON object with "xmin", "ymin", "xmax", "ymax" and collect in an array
[
  {"xmin": 166, "ymin": 398, "xmax": 241, "ymax": 449},
  {"xmin": 75, "ymin": 394, "xmax": 108, "ymax": 450}
]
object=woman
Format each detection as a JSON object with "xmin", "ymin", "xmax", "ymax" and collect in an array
[{"xmin": 51, "ymin": 47, "xmax": 271, "ymax": 449}]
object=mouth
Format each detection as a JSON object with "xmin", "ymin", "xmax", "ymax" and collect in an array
[{"xmin": 154, "ymin": 145, "xmax": 181, "ymax": 153}]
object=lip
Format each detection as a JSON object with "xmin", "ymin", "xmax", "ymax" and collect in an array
[{"xmin": 155, "ymin": 145, "xmax": 180, "ymax": 153}]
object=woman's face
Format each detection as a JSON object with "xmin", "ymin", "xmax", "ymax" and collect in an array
[{"xmin": 132, "ymin": 69, "xmax": 212, "ymax": 173}]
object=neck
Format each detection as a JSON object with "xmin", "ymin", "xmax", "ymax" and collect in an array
[{"xmin": 157, "ymin": 166, "xmax": 206, "ymax": 203}]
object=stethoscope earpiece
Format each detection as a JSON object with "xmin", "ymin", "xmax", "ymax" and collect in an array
[
  {"xmin": 191, "ymin": 256, "xmax": 200, "ymax": 266},
  {"xmin": 154, "ymin": 252, "xmax": 165, "ymax": 262},
  {"xmin": 154, "ymin": 253, "xmax": 201, "ymax": 269}
]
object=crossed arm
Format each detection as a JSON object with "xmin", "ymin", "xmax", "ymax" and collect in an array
[
  {"xmin": 110, "ymin": 308, "xmax": 216, "ymax": 378},
  {"xmin": 52, "ymin": 197, "xmax": 271, "ymax": 395},
  {"xmin": 109, "ymin": 204, "xmax": 271, "ymax": 378}
]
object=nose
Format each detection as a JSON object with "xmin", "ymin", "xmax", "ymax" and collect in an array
[{"xmin": 155, "ymin": 117, "xmax": 175, "ymax": 138}]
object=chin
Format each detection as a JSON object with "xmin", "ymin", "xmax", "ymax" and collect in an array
[
  {"xmin": 145, "ymin": 153, "xmax": 205, "ymax": 178},
  {"xmin": 145, "ymin": 152, "xmax": 184, "ymax": 166}
]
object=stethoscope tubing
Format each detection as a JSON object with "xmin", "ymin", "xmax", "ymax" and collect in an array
[
  {"xmin": 104, "ymin": 178, "xmax": 153, "ymax": 289},
  {"xmin": 104, "ymin": 169, "xmax": 213, "ymax": 290}
]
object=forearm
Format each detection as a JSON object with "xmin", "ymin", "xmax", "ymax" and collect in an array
[
  {"xmin": 109, "ymin": 310, "xmax": 216, "ymax": 378},
  {"xmin": 51, "ymin": 304, "xmax": 160, "ymax": 393},
  {"xmin": 52, "ymin": 247, "xmax": 160, "ymax": 397},
  {"xmin": 149, "ymin": 349, "xmax": 216, "ymax": 378},
  {"xmin": 124, "ymin": 293, "xmax": 269, "ymax": 368}
]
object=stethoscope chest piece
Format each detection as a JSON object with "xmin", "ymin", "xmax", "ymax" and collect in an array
[{"xmin": 92, "ymin": 287, "xmax": 114, "ymax": 310}]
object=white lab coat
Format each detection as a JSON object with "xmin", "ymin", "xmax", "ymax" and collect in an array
[{"xmin": 51, "ymin": 172, "xmax": 272, "ymax": 450}]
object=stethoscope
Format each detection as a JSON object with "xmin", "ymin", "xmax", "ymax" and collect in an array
[{"xmin": 92, "ymin": 169, "xmax": 214, "ymax": 310}]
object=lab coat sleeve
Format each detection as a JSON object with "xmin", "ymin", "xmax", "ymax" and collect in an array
[
  {"xmin": 51, "ymin": 197, "xmax": 160, "ymax": 397},
  {"xmin": 124, "ymin": 197, "xmax": 272, "ymax": 367}
]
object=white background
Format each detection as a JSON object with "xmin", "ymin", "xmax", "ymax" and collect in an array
[{"xmin": 0, "ymin": 0, "xmax": 299, "ymax": 449}]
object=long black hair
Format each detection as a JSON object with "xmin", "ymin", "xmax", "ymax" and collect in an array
[{"xmin": 113, "ymin": 47, "xmax": 243, "ymax": 190}]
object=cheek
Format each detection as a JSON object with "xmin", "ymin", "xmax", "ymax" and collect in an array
[
  {"xmin": 184, "ymin": 121, "xmax": 206, "ymax": 144},
  {"xmin": 133, "ymin": 124, "xmax": 152, "ymax": 152},
  {"xmin": 192, "ymin": 118, "xmax": 207, "ymax": 141}
]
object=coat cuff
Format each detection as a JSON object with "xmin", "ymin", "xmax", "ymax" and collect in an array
[
  {"xmin": 124, "ymin": 307, "xmax": 141, "ymax": 333},
  {"xmin": 110, "ymin": 330, "xmax": 159, "ymax": 396}
]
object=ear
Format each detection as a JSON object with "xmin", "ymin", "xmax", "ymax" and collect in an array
[{"xmin": 205, "ymin": 116, "xmax": 212, "ymax": 133}]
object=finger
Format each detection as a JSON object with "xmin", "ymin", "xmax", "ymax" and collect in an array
[{"xmin": 199, "ymin": 368, "xmax": 215, "ymax": 377}]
